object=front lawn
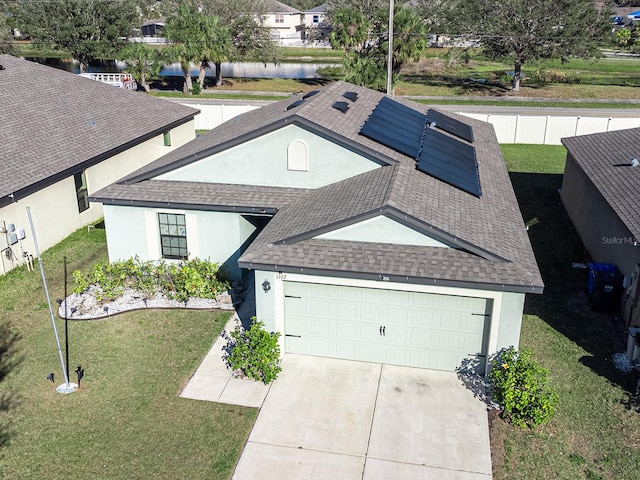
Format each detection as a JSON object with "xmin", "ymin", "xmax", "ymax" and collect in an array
[
  {"xmin": 494, "ymin": 145, "xmax": 640, "ymax": 479},
  {"xmin": 0, "ymin": 226, "xmax": 256, "ymax": 479}
]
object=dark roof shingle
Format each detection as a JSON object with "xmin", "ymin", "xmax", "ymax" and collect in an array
[
  {"xmin": 562, "ymin": 128, "xmax": 640, "ymax": 241},
  {"xmin": 92, "ymin": 81, "xmax": 543, "ymax": 293},
  {"xmin": 0, "ymin": 54, "xmax": 198, "ymax": 202}
]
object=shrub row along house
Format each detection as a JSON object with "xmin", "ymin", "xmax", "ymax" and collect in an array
[
  {"xmin": 0, "ymin": 55, "xmax": 198, "ymax": 274},
  {"xmin": 90, "ymin": 81, "xmax": 543, "ymax": 374}
]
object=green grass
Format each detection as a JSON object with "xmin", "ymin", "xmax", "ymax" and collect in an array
[
  {"xmin": 493, "ymin": 145, "xmax": 640, "ymax": 479},
  {"xmin": 0, "ymin": 225, "xmax": 256, "ymax": 479}
]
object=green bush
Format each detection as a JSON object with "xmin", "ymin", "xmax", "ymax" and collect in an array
[
  {"xmin": 72, "ymin": 257, "xmax": 230, "ymax": 301},
  {"xmin": 489, "ymin": 346, "xmax": 558, "ymax": 428},
  {"xmin": 223, "ymin": 318, "xmax": 281, "ymax": 384}
]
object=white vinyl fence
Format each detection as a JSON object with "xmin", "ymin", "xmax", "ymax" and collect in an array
[
  {"xmin": 182, "ymin": 102, "xmax": 640, "ymax": 144},
  {"xmin": 461, "ymin": 113, "xmax": 640, "ymax": 145}
]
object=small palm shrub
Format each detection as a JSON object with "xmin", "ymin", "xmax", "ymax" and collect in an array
[
  {"xmin": 489, "ymin": 346, "xmax": 558, "ymax": 428},
  {"xmin": 222, "ymin": 318, "xmax": 281, "ymax": 384}
]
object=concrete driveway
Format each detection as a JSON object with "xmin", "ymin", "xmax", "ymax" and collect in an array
[{"xmin": 231, "ymin": 354, "xmax": 492, "ymax": 480}]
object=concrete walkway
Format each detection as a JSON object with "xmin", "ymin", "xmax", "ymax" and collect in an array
[{"xmin": 181, "ymin": 318, "xmax": 493, "ymax": 479}]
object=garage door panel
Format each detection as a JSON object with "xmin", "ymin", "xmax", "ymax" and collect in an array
[
  {"xmin": 336, "ymin": 303, "xmax": 357, "ymax": 319},
  {"xmin": 283, "ymin": 282, "xmax": 490, "ymax": 372}
]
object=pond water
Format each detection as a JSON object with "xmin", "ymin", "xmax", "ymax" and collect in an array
[{"xmin": 24, "ymin": 57, "xmax": 335, "ymax": 79}]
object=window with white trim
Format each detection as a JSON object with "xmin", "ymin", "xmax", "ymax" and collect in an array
[
  {"xmin": 158, "ymin": 213, "xmax": 188, "ymax": 259},
  {"xmin": 287, "ymin": 140, "xmax": 309, "ymax": 171},
  {"xmin": 275, "ymin": 14, "xmax": 284, "ymax": 23}
]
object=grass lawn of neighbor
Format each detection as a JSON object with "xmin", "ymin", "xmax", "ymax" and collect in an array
[{"xmin": 494, "ymin": 145, "xmax": 640, "ymax": 479}]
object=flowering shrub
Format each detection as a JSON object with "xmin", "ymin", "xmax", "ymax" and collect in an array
[
  {"xmin": 489, "ymin": 346, "xmax": 558, "ymax": 428},
  {"xmin": 222, "ymin": 318, "xmax": 281, "ymax": 384},
  {"xmin": 72, "ymin": 256, "xmax": 230, "ymax": 302}
]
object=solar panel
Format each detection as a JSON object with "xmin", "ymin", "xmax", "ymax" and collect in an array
[
  {"xmin": 359, "ymin": 97, "xmax": 427, "ymax": 159},
  {"xmin": 286, "ymin": 99, "xmax": 304, "ymax": 111},
  {"xmin": 332, "ymin": 101, "xmax": 350, "ymax": 113},
  {"xmin": 428, "ymin": 109, "xmax": 474, "ymax": 143},
  {"xmin": 302, "ymin": 90, "xmax": 320, "ymax": 99},
  {"xmin": 418, "ymin": 127, "xmax": 481, "ymax": 197},
  {"xmin": 343, "ymin": 91, "xmax": 358, "ymax": 102}
]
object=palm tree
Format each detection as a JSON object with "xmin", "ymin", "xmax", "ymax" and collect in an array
[{"xmin": 120, "ymin": 43, "xmax": 164, "ymax": 93}]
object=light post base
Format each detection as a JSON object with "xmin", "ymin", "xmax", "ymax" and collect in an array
[{"xmin": 56, "ymin": 382, "xmax": 78, "ymax": 394}]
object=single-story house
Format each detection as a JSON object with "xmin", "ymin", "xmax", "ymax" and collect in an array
[
  {"xmin": 561, "ymin": 128, "xmax": 640, "ymax": 327},
  {"xmin": 91, "ymin": 81, "xmax": 543, "ymax": 374},
  {"xmin": 0, "ymin": 54, "xmax": 198, "ymax": 274}
]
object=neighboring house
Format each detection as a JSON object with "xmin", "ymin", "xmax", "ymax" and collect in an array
[
  {"xmin": 0, "ymin": 54, "xmax": 198, "ymax": 274},
  {"xmin": 91, "ymin": 81, "xmax": 543, "ymax": 374},
  {"xmin": 141, "ymin": 19, "xmax": 165, "ymax": 37},
  {"xmin": 302, "ymin": 3, "xmax": 330, "ymax": 43},
  {"xmin": 263, "ymin": 0, "xmax": 304, "ymax": 44},
  {"xmin": 561, "ymin": 128, "xmax": 640, "ymax": 327}
]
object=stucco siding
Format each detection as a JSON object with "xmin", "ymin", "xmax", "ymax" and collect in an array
[
  {"xmin": 316, "ymin": 215, "xmax": 450, "ymax": 247},
  {"xmin": 156, "ymin": 124, "xmax": 380, "ymax": 188},
  {"xmin": 104, "ymin": 205, "xmax": 260, "ymax": 280},
  {"xmin": 561, "ymin": 154, "xmax": 640, "ymax": 277},
  {"xmin": 495, "ymin": 292, "xmax": 525, "ymax": 351}
]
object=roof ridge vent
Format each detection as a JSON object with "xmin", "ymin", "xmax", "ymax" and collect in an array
[{"xmin": 631, "ymin": 157, "xmax": 639, "ymax": 167}]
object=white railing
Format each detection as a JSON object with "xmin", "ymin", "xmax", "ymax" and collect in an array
[{"xmin": 79, "ymin": 72, "xmax": 137, "ymax": 90}]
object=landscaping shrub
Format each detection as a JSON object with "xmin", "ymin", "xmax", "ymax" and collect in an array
[
  {"xmin": 222, "ymin": 318, "xmax": 281, "ymax": 384},
  {"xmin": 489, "ymin": 346, "xmax": 558, "ymax": 428},
  {"xmin": 72, "ymin": 256, "xmax": 230, "ymax": 301}
]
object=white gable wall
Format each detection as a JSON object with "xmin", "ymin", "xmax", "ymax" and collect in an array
[
  {"xmin": 316, "ymin": 215, "xmax": 450, "ymax": 247},
  {"xmin": 156, "ymin": 124, "xmax": 381, "ymax": 189}
]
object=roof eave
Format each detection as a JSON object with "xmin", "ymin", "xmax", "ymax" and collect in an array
[
  {"xmin": 89, "ymin": 197, "xmax": 278, "ymax": 215},
  {"xmin": 237, "ymin": 260, "xmax": 544, "ymax": 295},
  {"xmin": 0, "ymin": 113, "xmax": 197, "ymax": 205}
]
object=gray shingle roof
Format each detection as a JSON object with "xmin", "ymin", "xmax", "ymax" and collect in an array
[
  {"xmin": 93, "ymin": 81, "xmax": 543, "ymax": 293},
  {"xmin": 0, "ymin": 54, "xmax": 198, "ymax": 204},
  {"xmin": 562, "ymin": 128, "xmax": 640, "ymax": 241}
]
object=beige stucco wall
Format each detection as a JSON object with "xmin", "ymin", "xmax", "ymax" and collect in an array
[
  {"xmin": 0, "ymin": 120, "xmax": 195, "ymax": 274},
  {"xmin": 561, "ymin": 154, "xmax": 640, "ymax": 278}
]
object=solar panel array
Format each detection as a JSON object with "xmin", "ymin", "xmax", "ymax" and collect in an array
[
  {"xmin": 359, "ymin": 97, "xmax": 481, "ymax": 197},
  {"xmin": 418, "ymin": 127, "xmax": 481, "ymax": 197},
  {"xmin": 427, "ymin": 109, "xmax": 474, "ymax": 143},
  {"xmin": 359, "ymin": 97, "xmax": 428, "ymax": 159}
]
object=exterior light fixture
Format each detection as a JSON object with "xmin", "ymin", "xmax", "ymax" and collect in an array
[
  {"xmin": 75, "ymin": 366, "xmax": 84, "ymax": 388},
  {"xmin": 262, "ymin": 280, "xmax": 271, "ymax": 293}
]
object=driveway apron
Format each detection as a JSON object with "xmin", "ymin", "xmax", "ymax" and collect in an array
[{"xmin": 232, "ymin": 355, "xmax": 492, "ymax": 480}]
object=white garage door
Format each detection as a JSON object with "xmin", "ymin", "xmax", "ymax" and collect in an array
[{"xmin": 284, "ymin": 282, "xmax": 491, "ymax": 372}]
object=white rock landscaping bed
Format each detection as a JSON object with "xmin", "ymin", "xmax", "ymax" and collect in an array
[{"xmin": 58, "ymin": 285, "xmax": 235, "ymax": 320}]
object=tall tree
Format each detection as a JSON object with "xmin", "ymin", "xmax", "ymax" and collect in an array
[
  {"xmin": 456, "ymin": 0, "xmax": 610, "ymax": 92},
  {"xmin": 8, "ymin": 0, "xmax": 139, "ymax": 73},
  {"xmin": 120, "ymin": 43, "xmax": 164, "ymax": 92},
  {"xmin": 201, "ymin": 0, "xmax": 281, "ymax": 71},
  {"xmin": 330, "ymin": 5, "xmax": 427, "ymax": 92}
]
